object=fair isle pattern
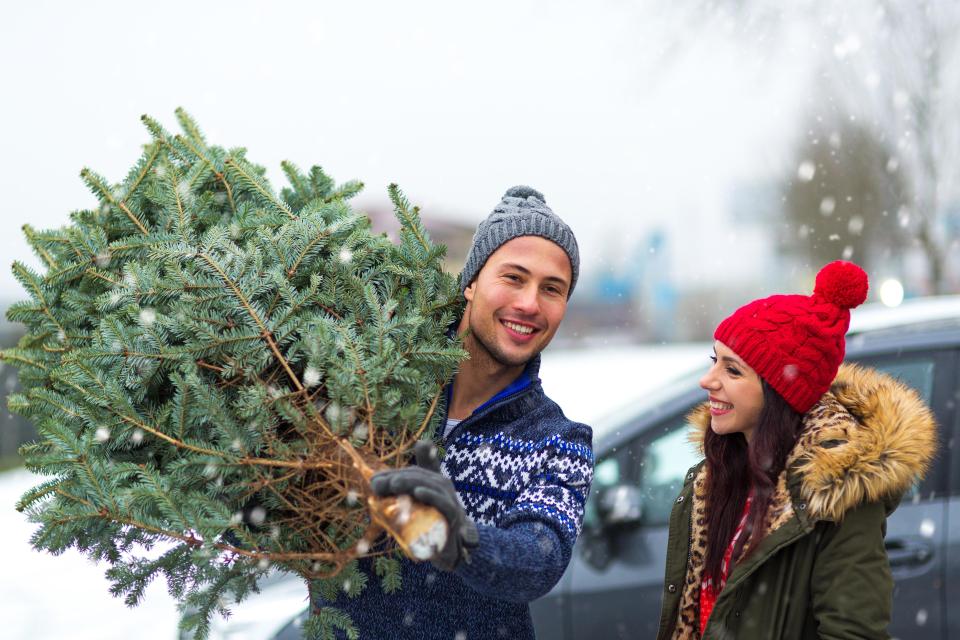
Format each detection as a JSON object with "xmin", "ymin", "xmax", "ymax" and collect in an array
[{"xmin": 442, "ymin": 431, "xmax": 593, "ymax": 538}]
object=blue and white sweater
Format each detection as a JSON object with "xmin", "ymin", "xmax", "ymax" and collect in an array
[{"xmin": 326, "ymin": 355, "xmax": 593, "ymax": 639}]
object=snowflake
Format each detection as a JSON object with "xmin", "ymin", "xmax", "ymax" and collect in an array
[
  {"xmin": 338, "ymin": 248, "xmax": 353, "ymax": 263},
  {"xmin": 796, "ymin": 161, "xmax": 816, "ymax": 182},
  {"xmin": 352, "ymin": 422, "xmax": 369, "ymax": 443},
  {"xmin": 94, "ymin": 252, "xmax": 112, "ymax": 268},
  {"xmin": 303, "ymin": 366, "xmax": 321, "ymax": 387},
  {"xmin": 176, "ymin": 180, "xmax": 193, "ymax": 202},
  {"xmin": 131, "ymin": 429, "xmax": 144, "ymax": 444},
  {"xmin": 249, "ymin": 507, "xmax": 267, "ymax": 526},
  {"xmin": 139, "ymin": 308, "xmax": 157, "ymax": 327},
  {"xmin": 819, "ymin": 196, "xmax": 836, "ymax": 216},
  {"xmin": 95, "ymin": 427, "xmax": 111, "ymax": 443}
]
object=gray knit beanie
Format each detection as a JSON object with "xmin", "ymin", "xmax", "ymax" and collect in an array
[{"xmin": 460, "ymin": 185, "xmax": 580, "ymax": 297}]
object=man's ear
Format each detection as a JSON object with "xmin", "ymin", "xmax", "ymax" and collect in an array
[{"xmin": 463, "ymin": 280, "xmax": 476, "ymax": 303}]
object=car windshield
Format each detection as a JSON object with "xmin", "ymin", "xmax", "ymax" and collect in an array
[{"xmin": 592, "ymin": 367, "xmax": 705, "ymax": 442}]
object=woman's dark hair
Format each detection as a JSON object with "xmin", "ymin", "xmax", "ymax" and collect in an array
[{"xmin": 702, "ymin": 379, "xmax": 804, "ymax": 584}]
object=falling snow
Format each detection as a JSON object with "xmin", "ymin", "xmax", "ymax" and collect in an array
[
  {"xmin": 249, "ymin": 506, "xmax": 267, "ymax": 526},
  {"xmin": 94, "ymin": 252, "xmax": 111, "ymax": 268},
  {"xmin": 325, "ymin": 402, "xmax": 343, "ymax": 426},
  {"xmin": 352, "ymin": 422, "xmax": 369, "ymax": 443},
  {"xmin": 139, "ymin": 308, "xmax": 157, "ymax": 326},
  {"xmin": 797, "ymin": 161, "xmax": 816, "ymax": 182},
  {"xmin": 819, "ymin": 196, "xmax": 836, "ymax": 216},
  {"xmin": 94, "ymin": 427, "xmax": 110, "ymax": 443},
  {"xmin": 131, "ymin": 428, "xmax": 144, "ymax": 444},
  {"xmin": 176, "ymin": 180, "xmax": 192, "ymax": 202},
  {"xmin": 847, "ymin": 216, "xmax": 864, "ymax": 235},
  {"xmin": 303, "ymin": 366, "xmax": 321, "ymax": 387},
  {"xmin": 338, "ymin": 248, "xmax": 353, "ymax": 263}
]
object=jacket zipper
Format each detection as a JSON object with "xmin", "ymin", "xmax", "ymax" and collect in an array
[{"xmin": 442, "ymin": 385, "xmax": 536, "ymax": 445}]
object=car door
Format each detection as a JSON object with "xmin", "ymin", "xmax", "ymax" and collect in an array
[
  {"xmin": 850, "ymin": 349, "xmax": 955, "ymax": 639},
  {"xmin": 555, "ymin": 350, "xmax": 953, "ymax": 640},
  {"xmin": 564, "ymin": 393, "xmax": 704, "ymax": 640},
  {"xmin": 937, "ymin": 347, "xmax": 960, "ymax": 639}
]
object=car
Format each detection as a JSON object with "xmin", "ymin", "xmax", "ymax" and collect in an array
[
  {"xmin": 530, "ymin": 309, "xmax": 960, "ymax": 639},
  {"xmin": 208, "ymin": 296, "xmax": 960, "ymax": 639}
]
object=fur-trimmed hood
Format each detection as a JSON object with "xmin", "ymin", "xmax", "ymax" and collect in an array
[{"xmin": 688, "ymin": 362, "xmax": 938, "ymax": 522}]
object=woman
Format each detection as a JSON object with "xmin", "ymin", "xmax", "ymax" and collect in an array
[{"xmin": 656, "ymin": 261, "xmax": 937, "ymax": 640}]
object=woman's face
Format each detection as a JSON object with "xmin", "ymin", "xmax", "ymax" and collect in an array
[{"xmin": 699, "ymin": 340, "xmax": 764, "ymax": 442}]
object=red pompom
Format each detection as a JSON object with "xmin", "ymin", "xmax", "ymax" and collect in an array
[{"xmin": 814, "ymin": 261, "xmax": 869, "ymax": 309}]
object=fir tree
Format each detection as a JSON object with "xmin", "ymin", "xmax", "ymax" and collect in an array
[{"xmin": 1, "ymin": 109, "xmax": 466, "ymax": 639}]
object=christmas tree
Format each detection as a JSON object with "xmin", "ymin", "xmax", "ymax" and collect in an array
[{"xmin": 1, "ymin": 109, "xmax": 466, "ymax": 639}]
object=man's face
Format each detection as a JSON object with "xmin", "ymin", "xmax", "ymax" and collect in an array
[{"xmin": 461, "ymin": 235, "xmax": 572, "ymax": 367}]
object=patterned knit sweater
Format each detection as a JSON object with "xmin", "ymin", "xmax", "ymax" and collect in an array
[{"xmin": 323, "ymin": 355, "xmax": 594, "ymax": 639}]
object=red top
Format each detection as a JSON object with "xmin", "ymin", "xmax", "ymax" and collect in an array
[{"xmin": 699, "ymin": 494, "xmax": 753, "ymax": 635}]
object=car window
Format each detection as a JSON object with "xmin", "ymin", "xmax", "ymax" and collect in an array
[
  {"xmin": 852, "ymin": 355, "xmax": 938, "ymax": 499},
  {"xmin": 581, "ymin": 446, "xmax": 631, "ymax": 530},
  {"xmin": 636, "ymin": 415, "xmax": 703, "ymax": 526},
  {"xmin": 868, "ymin": 359, "xmax": 935, "ymax": 402}
]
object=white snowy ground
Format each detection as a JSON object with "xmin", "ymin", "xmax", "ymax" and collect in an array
[
  {"xmin": 0, "ymin": 344, "xmax": 707, "ymax": 640},
  {"xmin": 0, "ymin": 467, "xmax": 180, "ymax": 640}
]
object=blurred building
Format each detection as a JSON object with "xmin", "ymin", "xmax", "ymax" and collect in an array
[{"xmin": 362, "ymin": 205, "xmax": 475, "ymax": 275}]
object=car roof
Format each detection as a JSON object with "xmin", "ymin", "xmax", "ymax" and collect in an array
[
  {"xmin": 591, "ymin": 298, "xmax": 960, "ymax": 453},
  {"xmin": 848, "ymin": 295, "xmax": 960, "ymax": 335}
]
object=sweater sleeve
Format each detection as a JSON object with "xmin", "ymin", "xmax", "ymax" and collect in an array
[
  {"xmin": 809, "ymin": 500, "xmax": 893, "ymax": 640},
  {"xmin": 455, "ymin": 423, "xmax": 593, "ymax": 602}
]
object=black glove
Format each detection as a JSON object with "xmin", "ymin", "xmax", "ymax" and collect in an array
[{"xmin": 371, "ymin": 440, "xmax": 480, "ymax": 571}]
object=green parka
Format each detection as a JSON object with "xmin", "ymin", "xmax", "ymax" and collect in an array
[{"xmin": 656, "ymin": 364, "xmax": 937, "ymax": 640}]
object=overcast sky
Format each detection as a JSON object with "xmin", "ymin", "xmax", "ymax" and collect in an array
[{"xmin": 0, "ymin": 0, "xmax": 818, "ymax": 299}]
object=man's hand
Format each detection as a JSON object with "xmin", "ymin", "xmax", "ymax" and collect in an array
[{"xmin": 371, "ymin": 441, "xmax": 480, "ymax": 571}]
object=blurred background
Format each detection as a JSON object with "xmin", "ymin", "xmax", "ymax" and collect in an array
[{"xmin": 1, "ymin": 0, "xmax": 958, "ymax": 637}]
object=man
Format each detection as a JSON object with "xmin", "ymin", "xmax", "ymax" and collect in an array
[{"xmin": 333, "ymin": 185, "xmax": 593, "ymax": 639}]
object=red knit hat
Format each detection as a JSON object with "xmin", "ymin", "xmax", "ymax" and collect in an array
[{"xmin": 713, "ymin": 261, "xmax": 869, "ymax": 413}]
